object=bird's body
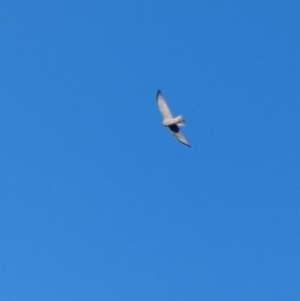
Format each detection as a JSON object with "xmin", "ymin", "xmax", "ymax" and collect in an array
[{"xmin": 156, "ymin": 90, "xmax": 190, "ymax": 147}]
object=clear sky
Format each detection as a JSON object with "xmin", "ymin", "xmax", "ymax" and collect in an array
[{"xmin": 0, "ymin": 1, "xmax": 299, "ymax": 300}]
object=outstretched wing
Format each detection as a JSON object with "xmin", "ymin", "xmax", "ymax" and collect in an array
[
  {"xmin": 156, "ymin": 90, "xmax": 173, "ymax": 119},
  {"xmin": 169, "ymin": 124, "xmax": 191, "ymax": 147}
]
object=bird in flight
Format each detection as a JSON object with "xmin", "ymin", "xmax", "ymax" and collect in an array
[{"xmin": 156, "ymin": 90, "xmax": 191, "ymax": 147}]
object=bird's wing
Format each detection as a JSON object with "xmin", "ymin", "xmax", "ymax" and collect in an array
[
  {"xmin": 169, "ymin": 124, "xmax": 191, "ymax": 147},
  {"xmin": 156, "ymin": 90, "xmax": 173, "ymax": 119}
]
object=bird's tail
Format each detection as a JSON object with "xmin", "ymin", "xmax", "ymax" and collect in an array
[{"xmin": 173, "ymin": 115, "xmax": 185, "ymax": 126}]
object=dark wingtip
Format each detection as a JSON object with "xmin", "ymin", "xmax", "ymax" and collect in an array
[
  {"xmin": 156, "ymin": 90, "xmax": 162, "ymax": 99},
  {"xmin": 180, "ymin": 141, "xmax": 191, "ymax": 147}
]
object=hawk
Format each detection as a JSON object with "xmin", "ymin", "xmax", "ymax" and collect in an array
[{"xmin": 156, "ymin": 90, "xmax": 191, "ymax": 147}]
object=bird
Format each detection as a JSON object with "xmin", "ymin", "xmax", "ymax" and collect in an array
[{"xmin": 156, "ymin": 90, "xmax": 191, "ymax": 147}]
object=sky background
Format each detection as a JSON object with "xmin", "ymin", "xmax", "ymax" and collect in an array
[{"xmin": 0, "ymin": 1, "xmax": 299, "ymax": 300}]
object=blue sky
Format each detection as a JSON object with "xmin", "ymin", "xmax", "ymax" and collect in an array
[{"xmin": 0, "ymin": 1, "xmax": 299, "ymax": 300}]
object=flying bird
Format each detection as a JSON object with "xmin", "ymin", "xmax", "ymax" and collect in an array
[{"xmin": 156, "ymin": 90, "xmax": 191, "ymax": 147}]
